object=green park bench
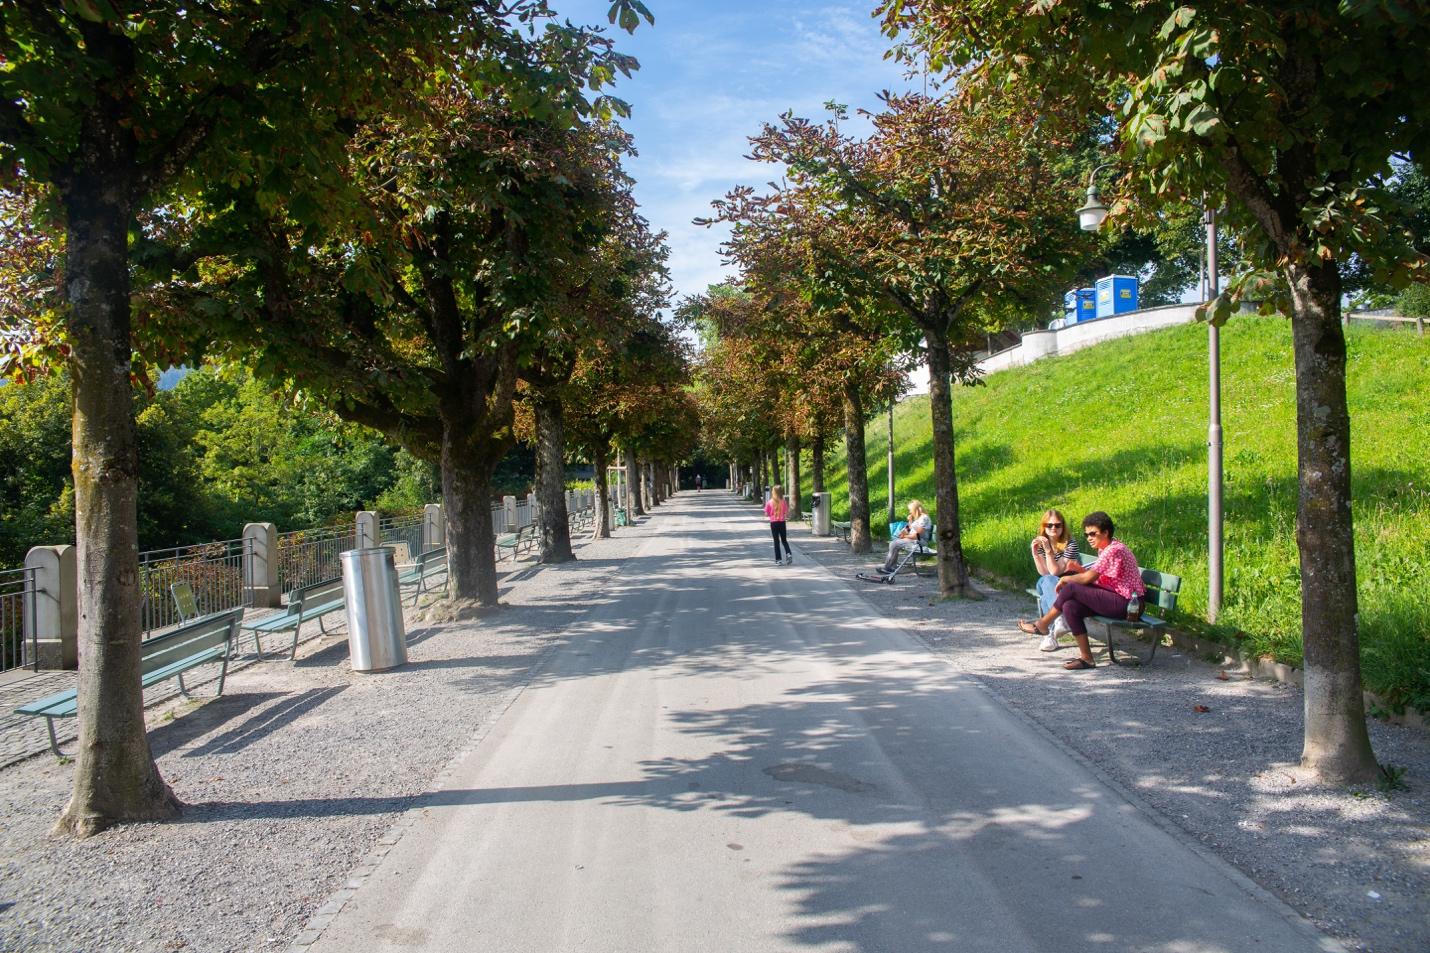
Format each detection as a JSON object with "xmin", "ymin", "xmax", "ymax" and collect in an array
[
  {"xmin": 496, "ymin": 523, "xmax": 539, "ymax": 560},
  {"xmin": 16, "ymin": 607, "xmax": 244, "ymax": 756},
  {"xmin": 831, "ymin": 520, "xmax": 851, "ymax": 543},
  {"xmin": 1026, "ymin": 552, "xmax": 1182, "ymax": 664},
  {"xmin": 241, "ymin": 577, "xmax": 346, "ymax": 661},
  {"xmin": 397, "ymin": 547, "xmax": 448, "ymax": 605}
]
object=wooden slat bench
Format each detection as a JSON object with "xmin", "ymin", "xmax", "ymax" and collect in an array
[
  {"xmin": 16, "ymin": 607, "xmax": 244, "ymax": 756},
  {"xmin": 397, "ymin": 547, "xmax": 448, "ymax": 605},
  {"xmin": 1025, "ymin": 553, "xmax": 1182, "ymax": 664},
  {"xmin": 241, "ymin": 577, "xmax": 346, "ymax": 660},
  {"xmin": 831, "ymin": 520, "xmax": 851, "ymax": 544},
  {"xmin": 495, "ymin": 523, "xmax": 538, "ymax": 560}
]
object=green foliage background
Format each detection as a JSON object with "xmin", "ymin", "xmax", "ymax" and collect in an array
[
  {"xmin": 0, "ymin": 369, "xmax": 434, "ymax": 567},
  {"xmin": 807, "ymin": 317, "xmax": 1429, "ymax": 709}
]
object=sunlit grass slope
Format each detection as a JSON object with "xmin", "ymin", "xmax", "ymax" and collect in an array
[{"xmin": 804, "ymin": 316, "xmax": 1430, "ymax": 710}]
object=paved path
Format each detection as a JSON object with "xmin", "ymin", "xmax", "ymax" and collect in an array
[{"xmin": 308, "ymin": 492, "xmax": 1336, "ymax": 953}]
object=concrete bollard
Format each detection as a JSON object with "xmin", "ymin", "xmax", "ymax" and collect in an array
[
  {"xmin": 356, "ymin": 511, "xmax": 379, "ymax": 550},
  {"xmin": 423, "ymin": 503, "xmax": 445, "ymax": 551},
  {"xmin": 24, "ymin": 545, "xmax": 77, "ymax": 670},
  {"xmin": 503, "ymin": 496, "xmax": 517, "ymax": 533},
  {"xmin": 243, "ymin": 522, "xmax": 281, "ymax": 608}
]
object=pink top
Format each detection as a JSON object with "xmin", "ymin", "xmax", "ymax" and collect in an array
[
  {"xmin": 1089, "ymin": 540, "xmax": 1146, "ymax": 600},
  {"xmin": 764, "ymin": 499, "xmax": 790, "ymax": 522}
]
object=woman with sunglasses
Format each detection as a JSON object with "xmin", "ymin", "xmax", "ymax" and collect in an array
[
  {"xmin": 1028, "ymin": 509, "xmax": 1079, "ymax": 652},
  {"xmin": 1019, "ymin": 511, "xmax": 1145, "ymax": 670}
]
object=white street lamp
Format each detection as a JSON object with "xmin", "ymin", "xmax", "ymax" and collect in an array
[{"xmin": 1074, "ymin": 166, "xmax": 1225, "ymax": 622}]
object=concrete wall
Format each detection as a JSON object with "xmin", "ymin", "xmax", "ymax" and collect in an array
[{"xmin": 978, "ymin": 303, "xmax": 1200, "ymax": 376}]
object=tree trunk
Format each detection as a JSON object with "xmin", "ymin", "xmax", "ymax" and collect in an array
[
  {"xmin": 55, "ymin": 173, "xmax": 181, "ymax": 838},
  {"xmin": 441, "ymin": 430, "xmax": 500, "ymax": 606},
  {"xmin": 630, "ymin": 448, "xmax": 646, "ymax": 516},
  {"xmin": 1286, "ymin": 260, "xmax": 1378, "ymax": 784},
  {"xmin": 926, "ymin": 329, "xmax": 974, "ymax": 598},
  {"xmin": 812, "ymin": 434, "xmax": 825, "ymax": 494},
  {"xmin": 785, "ymin": 432, "xmax": 802, "ymax": 518},
  {"xmin": 768, "ymin": 448, "xmax": 780, "ymax": 493},
  {"xmin": 592, "ymin": 442, "xmax": 612, "ymax": 538},
  {"xmin": 533, "ymin": 394, "xmax": 574, "ymax": 564},
  {"xmin": 843, "ymin": 381, "xmax": 872, "ymax": 554}
]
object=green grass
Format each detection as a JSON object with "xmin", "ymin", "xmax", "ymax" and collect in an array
[{"xmin": 804, "ymin": 316, "xmax": 1430, "ymax": 711}]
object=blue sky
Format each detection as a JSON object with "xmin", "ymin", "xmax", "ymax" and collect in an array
[{"xmin": 553, "ymin": 1, "xmax": 916, "ymax": 309}]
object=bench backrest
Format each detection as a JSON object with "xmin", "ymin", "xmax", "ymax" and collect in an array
[
  {"xmin": 419, "ymin": 548, "xmax": 446, "ymax": 570},
  {"xmin": 141, "ymin": 608, "xmax": 243, "ymax": 675},
  {"xmin": 1076, "ymin": 551, "xmax": 1180, "ymax": 613},
  {"xmin": 291, "ymin": 577, "xmax": 345, "ymax": 613},
  {"xmin": 1142, "ymin": 569, "xmax": 1181, "ymax": 613},
  {"xmin": 170, "ymin": 580, "xmax": 200, "ymax": 622}
]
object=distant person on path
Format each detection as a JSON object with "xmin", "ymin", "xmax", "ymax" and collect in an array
[
  {"xmin": 695, "ymin": 473, "xmax": 703, "ymax": 492},
  {"xmin": 1028, "ymin": 509, "xmax": 1079, "ymax": 652},
  {"xmin": 877, "ymin": 500, "xmax": 932, "ymax": 576},
  {"xmin": 1020, "ymin": 511, "xmax": 1146, "ymax": 670},
  {"xmin": 765, "ymin": 485, "xmax": 794, "ymax": 565}
]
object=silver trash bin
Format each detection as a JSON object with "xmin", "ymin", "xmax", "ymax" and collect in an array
[
  {"xmin": 341, "ymin": 548, "xmax": 408, "ymax": 672},
  {"xmin": 812, "ymin": 492, "xmax": 831, "ymax": 537}
]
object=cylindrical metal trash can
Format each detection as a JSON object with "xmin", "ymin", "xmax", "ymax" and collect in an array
[
  {"xmin": 812, "ymin": 492, "xmax": 831, "ymax": 537},
  {"xmin": 340, "ymin": 548, "xmax": 408, "ymax": 672}
]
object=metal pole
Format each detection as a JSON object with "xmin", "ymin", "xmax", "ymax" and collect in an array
[
  {"xmin": 1206, "ymin": 206, "xmax": 1224, "ymax": 623},
  {"xmin": 887, "ymin": 402, "xmax": 896, "ymax": 526}
]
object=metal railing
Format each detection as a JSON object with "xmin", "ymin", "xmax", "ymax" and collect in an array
[
  {"xmin": 379, "ymin": 513, "xmax": 425, "ymax": 562},
  {"xmin": 139, "ymin": 538, "xmax": 251, "ymax": 637},
  {"xmin": 277, "ymin": 525, "xmax": 355, "ymax": 594},
  {"xmin": 1, "ymin": 567, "xmax": 38, "ymax": 674}
]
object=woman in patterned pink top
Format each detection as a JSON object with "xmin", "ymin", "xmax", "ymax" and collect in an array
[{"xmin": 1018, "ymin": 511, "xmax": 1145, "ymax": 670}]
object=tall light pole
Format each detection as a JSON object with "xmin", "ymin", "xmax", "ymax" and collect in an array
[
  {"xmin": 887, "ymin": 401, "xmax": 896, "ymax": 526},
  {"xmin": 1078, "ymin": 168, "xmax": 1224, "ymax": 621},
  {"xmin": 1204, "ymin": 204, "xmax": 1223, "ymax": 622}
]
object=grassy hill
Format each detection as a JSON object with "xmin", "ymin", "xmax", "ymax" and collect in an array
[{"xmin": 803, "ymin": 316, "xmax": 1430, "ymax": 711}]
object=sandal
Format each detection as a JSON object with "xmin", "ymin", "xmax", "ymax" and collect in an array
[
  {"xmin": 1063, "ymin": 658, "xmax": 1095, "ymax": 671},
  {"xmin": 1017, "ymin": 619, "xmax": 1047, "ymax": 636}
]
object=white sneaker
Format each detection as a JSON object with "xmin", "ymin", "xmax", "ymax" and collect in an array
[
  {"xmin": 1052, "ymin": 617, "xmax": 1070, "ymax": 636},
  {"xmin": 1039, "ymin": 633, "xmax": 1060, "ymax": 652},
  {"xmin": 775, "ymin": 558, "xmax": 783, "ymax": 566}
]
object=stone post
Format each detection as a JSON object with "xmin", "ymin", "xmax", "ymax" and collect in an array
[
  {"xmin": 527, "ymin": 492, "xmax": 539, "ymax": 526},
  {"xmin": 24, "ymin": 545, "xmax": 77, "ymax": 670},
  {"xmin": 423, "ymin": 503, "xmax": 445, "ymax": 551},
  {"xmin": 243, "ymin": 522, "xmax": 281, "ymax": 608},
  {"xmin": 503, "ymin": 495, "xmax": 517, "ymax": 533},
  {"xmin": 356, "ymin": 511, "xmax": 379, "ymax": 550}
]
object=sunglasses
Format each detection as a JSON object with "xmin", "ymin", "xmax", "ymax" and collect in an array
[
  {"xmin": 1084, "ymin": 530, "xmax": 1102, "ymax": 539},
  {"xmin": 1043, "ymin": 522, "xmax": 1063, "ymax": 528}
]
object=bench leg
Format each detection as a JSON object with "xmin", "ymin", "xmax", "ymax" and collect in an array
[
  {"xmin": 217, "ymin": 652, "xmax": 230, "ymax": 697},
  {"xmin": 177, "ymin": 671, "xmax": 188, "ymax": 696},
  {"xmin": 251, "ymin": 629, "xmax": 264, "ymax": 657},
  {"xmin": 45, "ymin": 717, "xmax": 62, "ymax": 757},
  {"xmin": 291, "ymin": 621, "xmax": 302, "ymax": 661}
]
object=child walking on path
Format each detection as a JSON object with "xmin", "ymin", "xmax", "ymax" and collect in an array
[{"xmin": 765, "ymin": 485, "xmax": 794, "ymax": 565}]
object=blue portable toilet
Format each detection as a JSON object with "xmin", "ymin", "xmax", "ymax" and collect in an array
[
  {"xmin": 1095, "ymin": 275, "xmax": 1139, "ymax": 318},
  {"xmin": 1074, "ymin": 287, "xmax": 1096, "ymax": 322}
]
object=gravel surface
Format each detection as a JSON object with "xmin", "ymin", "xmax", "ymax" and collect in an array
[
  {"xmin": 0, "ymin": 525, "xmax": 650, "ymax": 953},
  {"xmin": 2, "ymin": 499, "xmax": 1426, "ymax": 953},
  {"xmin": 794, "ymin": 522, "xmax": 1430, "ymax": 953}
]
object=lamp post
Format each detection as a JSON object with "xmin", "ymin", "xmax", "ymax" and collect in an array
[
  {"xmin": 887, "ymin": 401, "xmax": 896, "ymax": 527},
  {"xmin": 1077, "ymin": 169, "xmax": 1224, "ymax": 622}
]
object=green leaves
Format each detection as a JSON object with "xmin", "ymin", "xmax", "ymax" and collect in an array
[{"xmin": 607, "ymin": 1, "xmax": 654, "ymax": 34}]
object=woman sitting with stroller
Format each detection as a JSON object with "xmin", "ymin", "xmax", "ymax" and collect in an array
[{"xmin": 877, "ymin": 499, "xmax": 932, "ymax": 576}]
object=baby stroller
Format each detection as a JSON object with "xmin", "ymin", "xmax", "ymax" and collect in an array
[{"xmin": 856, "ymin": 521, "xmax": 934, "ymax": 585}]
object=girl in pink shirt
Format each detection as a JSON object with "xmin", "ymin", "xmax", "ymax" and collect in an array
[
  {"xmin": 1019, "ymin": 511, "xmax": 1145, "ymax": 671},
  {"xmin": 765, "ymin": 485, "xmax": 794, "ymax": 565}
]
